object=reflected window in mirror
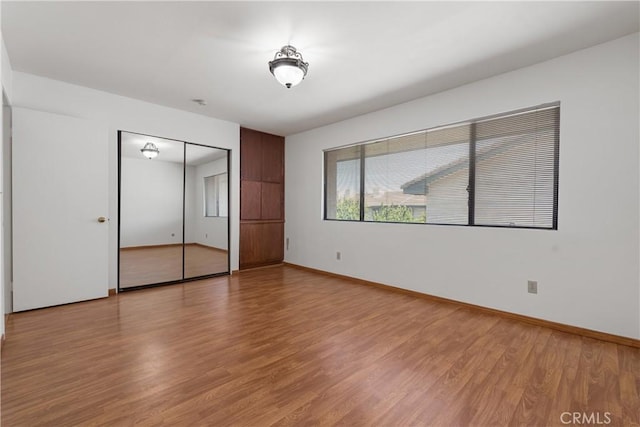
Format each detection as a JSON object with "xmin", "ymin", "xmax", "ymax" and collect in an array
[{"xmin": 204, "ymin": 173, "xmax": 228, "ymax": 217}]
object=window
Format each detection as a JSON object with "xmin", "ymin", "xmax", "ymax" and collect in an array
[
  {"xmin": 324, "ymin": 104, "xmax": 559, "ymax": 229},
  {"xmin": 325, "ymin": 146, "xmax": 361, "ymax": 220},
  {"xmin": 204, "ymin": 173, "xmax": 228, "ymax": 217}
]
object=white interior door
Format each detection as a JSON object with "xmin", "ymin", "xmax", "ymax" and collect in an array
[{"xmin": 12, "ymin": 107, "xmax": 108, "ymax": 311}]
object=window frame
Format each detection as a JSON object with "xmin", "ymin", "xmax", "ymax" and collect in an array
[
  {"xmin": 323, "ymin": 103, "xmax": 560, "ymax": 230},
  {"xmin": 204, "ymin": 172, "xmax": 229, "ymax": 218}
]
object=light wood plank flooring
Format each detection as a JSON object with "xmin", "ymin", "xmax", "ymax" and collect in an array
[
  {"xmin": 2, "ymin": 266, "xmax": 639, "ymax": 426},
  {"xmin": 119, "ymin": 244, "xmax": 228, "ymax": 288}
]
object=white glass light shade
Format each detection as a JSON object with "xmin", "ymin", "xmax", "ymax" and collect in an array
[
  {"xmin": 269, "ymin": 45, "xmax": 309, "ymax": 89},
  {"xmin": 273, "ymin": 63, "xmax": 305, "ymax": 88},
  {"xmin": 141, "ymin": 142, "xmax": 159, "ymax": 159}
]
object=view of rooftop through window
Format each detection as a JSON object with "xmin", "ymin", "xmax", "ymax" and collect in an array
[{"xmin": 324, "ymin": 104, "xmax": 559, "ymax": 229}]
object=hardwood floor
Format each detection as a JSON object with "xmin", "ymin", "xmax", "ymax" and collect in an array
[
  {"xmin": 119, "ymin": 244, "xmax": 228, "ymax": 288},
  {"xmin": 2, "ymin": 266, "xmax": 639, "ymax": 426}
]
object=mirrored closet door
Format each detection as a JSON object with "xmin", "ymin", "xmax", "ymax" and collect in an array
[{"xmin": 118, "ymin": 131, "xmax": 230, "ymax": 290}]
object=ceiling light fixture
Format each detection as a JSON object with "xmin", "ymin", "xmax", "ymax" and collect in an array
[
  {"xmin": 269, "ymin": 45, "xmax": 309, "ymax": 88},
  {"xmin": 140, "ymin": 142, "xmax": 159, "ymax": 159}
]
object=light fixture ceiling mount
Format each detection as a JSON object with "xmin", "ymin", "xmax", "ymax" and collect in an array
[
  {"xmin": 140, "ymin": 142, "xmax": 159, "ymax": 159},
  {"xmin": 269, "ymin": 45, "xmax": 309, "ymax": 89}
]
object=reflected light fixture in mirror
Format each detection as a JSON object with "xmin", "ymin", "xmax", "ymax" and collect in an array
[
  {"xmin": 141, "ymin": 142, "xmax": 159, "ymax": 159},
  {"xmin": 268, "ymin": 45, "xmax": 309, "ymax": 88}
]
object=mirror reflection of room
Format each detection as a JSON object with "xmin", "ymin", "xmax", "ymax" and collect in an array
[
  {"xmin": 119, "ymin": 131, "xmax": 229, "ymax": 289},
  {"xmin": 184, "ymin": 143, "xmax": 229, "ymax": 279}
]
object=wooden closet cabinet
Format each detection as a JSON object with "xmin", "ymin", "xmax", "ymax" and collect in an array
[{"xmin": 239, "ymin": 128, "xmax": 284, "ymax": 269}]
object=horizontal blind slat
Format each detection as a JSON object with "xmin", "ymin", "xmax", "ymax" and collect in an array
[{"xmin": 474, "ymin": 106, "xmax": 558, "ymax": 228}]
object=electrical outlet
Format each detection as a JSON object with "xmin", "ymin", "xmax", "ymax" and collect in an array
[
  {"xmin": 286, "ymin": 237, "xmax": 290, "ymax": 251},
  {"xmin": 205, "ymin": 233, "xmax": 208, "ymax": 239},
  {"xmin": 528, "ymin": 280, "xmax": 538, "ymax": 294},
  {"xmin": 336, "ymin": 251, "xmax": 341, "ymax": 260}
]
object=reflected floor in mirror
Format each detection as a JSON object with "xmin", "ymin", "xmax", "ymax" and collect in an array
[{"xmin": 119, "ymin": 244, "xmax": 228, "ymax": 288}]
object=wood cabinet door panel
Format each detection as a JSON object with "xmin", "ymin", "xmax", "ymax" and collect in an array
[
  {"xmin": 240, "ymin": 128, "xmax": 262, "ymax": 181},
  {"xmin": 262, "ymin": 222, "xmax": 284, "ymax": 263},
  {"xmin": 239, "ymin": 224, "xmax": 263, "ymax": 267},
  {"xmin": 261, "ymin": 133, "xmax": 284, "ymax": 183},
  {"xmin": 240, "ymin": 180, "xmax": 261, "ymax": 220},
  {"xmin": 239, "ymin": 222, "xmax": 284, "ymax": 268},
  {"xmin": 261, "ymin": 182, "xmax": 283, "ymax": 220}
]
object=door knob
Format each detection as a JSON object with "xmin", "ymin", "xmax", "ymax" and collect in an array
[{"xmin": 98, "ymin": 216, "xmax": 107, "ymax": 223}]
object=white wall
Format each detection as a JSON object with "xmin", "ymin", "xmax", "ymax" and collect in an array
[
  {"xmin": 11, "ymin": 72, "xmax": 240, "ymax": 290},
  {"xmin": 0, "ymin": 31, "xmax": 13, "ymax": 338},
  {"xmin": 2, "ymin": 94, "xmax": 12, "ymax": 317},
  {"xmin": 1, "ymin": 36, "xmax": 13, "ymax": 102},
  {"xmin": 120, "ymin": 158, "xmax": 185, "ymax": 248},
  {"xmin": 185, "ymin": 165, "xmax": 197, "ymax": 244},
  {"xmin": 285, "ymin": 33, "xmax": 640, "ymax": 339}
]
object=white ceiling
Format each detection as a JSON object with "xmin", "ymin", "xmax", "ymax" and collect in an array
[{"xmin": 2, "ymin": 1, "xmax": 638, "ymax": 136}]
